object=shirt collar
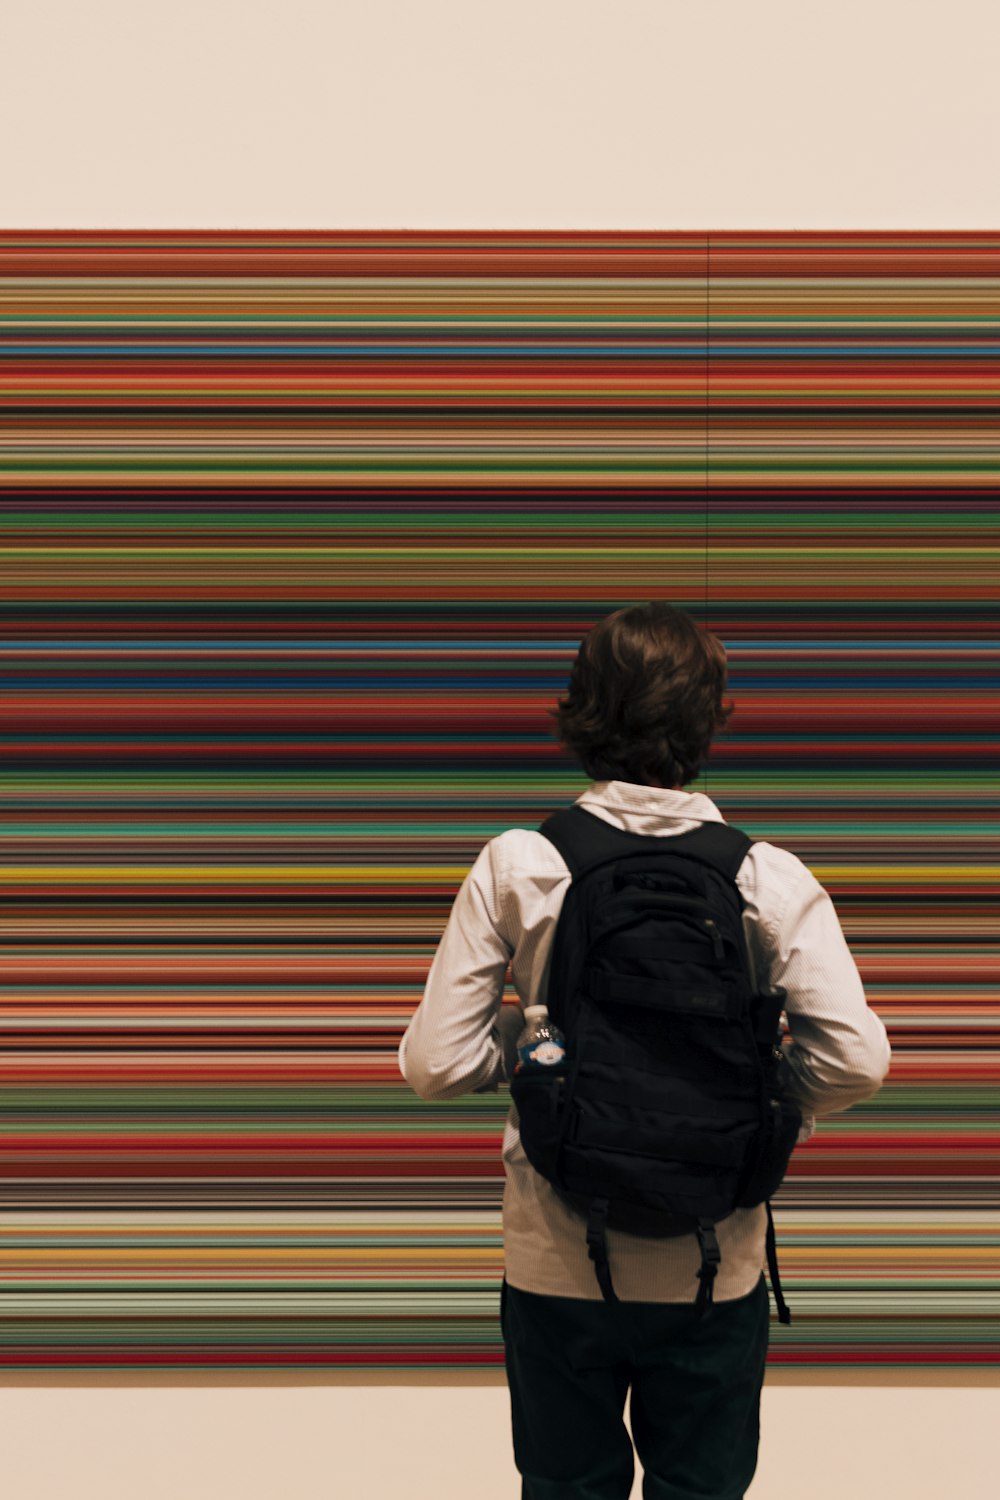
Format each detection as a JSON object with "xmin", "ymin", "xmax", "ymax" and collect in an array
[{"xmin": 574, "ymin": 779, "xmax": 724, "ymax": 824}]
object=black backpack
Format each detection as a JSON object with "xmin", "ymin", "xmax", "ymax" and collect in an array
[{"xmin": 509, "ymin": 804, "xmax": 801, "ymax": 1323}]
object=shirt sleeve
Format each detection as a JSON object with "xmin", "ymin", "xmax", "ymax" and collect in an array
[
  {"xmin": 764, "ymin": 857, "xmax": 892, "ymax": 1117},
  {"xmin": 397, "ymin": 839, "xmax": 514, "ymax": 1100}
]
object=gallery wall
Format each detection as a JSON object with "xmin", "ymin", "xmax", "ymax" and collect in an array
[{"xmin": 2, "ymin": 1, "xmax": 999, "ymax": 230}]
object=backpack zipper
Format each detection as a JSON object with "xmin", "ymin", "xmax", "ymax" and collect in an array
[{"xmin": 591, "ymin": 898, "xmax": 731, "ymax": 962}]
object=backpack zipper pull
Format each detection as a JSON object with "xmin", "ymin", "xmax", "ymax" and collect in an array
[{"xmin": 703, "ymin": 918, "xmax": 725, "ymax": 962}]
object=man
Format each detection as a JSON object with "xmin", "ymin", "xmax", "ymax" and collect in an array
[{"xmin": 399, "ymin": 601, "xmax": 890, "ymax": 1500}]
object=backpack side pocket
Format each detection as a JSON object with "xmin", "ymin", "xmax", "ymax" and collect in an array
[
  {"xmin": 509, "ymin": 1070, "xmax": 568, "ymax": 1186},
  {"xmin": 736, "ymin": 1091, "xmax": 802, "ymax": 1206}
]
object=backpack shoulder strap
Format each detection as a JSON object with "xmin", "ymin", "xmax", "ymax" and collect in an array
[
  {"xmin": 535, "ymin": 804, "xmax": 637, "ymax": 877},
  {"xmin": 537, "ymin": 803, "xmax": 752, "ymax": 883}
]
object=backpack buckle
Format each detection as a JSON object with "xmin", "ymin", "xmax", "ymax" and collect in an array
[
  {"xmin": 695, "ymin": 1217, "xmax": 721, "ymax": 1268},
  {"xmin": 694, "ymin": 1218, "xmax": 720, "ymax": 1319}
]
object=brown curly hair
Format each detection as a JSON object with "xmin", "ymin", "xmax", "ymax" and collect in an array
[{"xmin": 549, "ymin": 602, "xmax": 733, "ymax": 788}]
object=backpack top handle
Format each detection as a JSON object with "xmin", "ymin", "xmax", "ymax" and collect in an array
[{"xmin": 537, "ymin": 804, "xmax": 752, "ymax": 884}]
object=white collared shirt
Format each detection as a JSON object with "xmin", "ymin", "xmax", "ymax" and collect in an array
[{"xmin": 398, "ymin": 780, "xmax": 891, "ymax": 1302}]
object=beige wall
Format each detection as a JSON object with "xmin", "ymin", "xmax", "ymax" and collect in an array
[
  {"xmin": 0, "ymin": 2, "xmax": 997, "ymax": 1495},
  {"xmin": 2, "ymin": 0, "xmax": 999, "ymax": 227}
]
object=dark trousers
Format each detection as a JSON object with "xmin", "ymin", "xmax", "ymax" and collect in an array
[{"xmin": 500, "ymin": 1273, "xmax": 769, "ymax": 1500}]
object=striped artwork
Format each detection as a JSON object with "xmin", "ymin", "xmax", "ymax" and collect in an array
[{"xmin": 0, "ymin": 231, "xmax": 996, "ymax": 1368}]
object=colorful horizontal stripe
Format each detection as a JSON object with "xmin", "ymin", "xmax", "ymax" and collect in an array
[{"xmin": 0, "ymin": 231, "xmax": 997, "ymax": 1367}]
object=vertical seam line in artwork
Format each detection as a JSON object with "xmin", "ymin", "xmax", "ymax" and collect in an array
[
  {"xmin": 705, "ymin": 231, "xmax": 710, "ymax": 629},
  {"xmin": 705, "ymin": 233, "xmax": 711, "ymax": 792}
]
